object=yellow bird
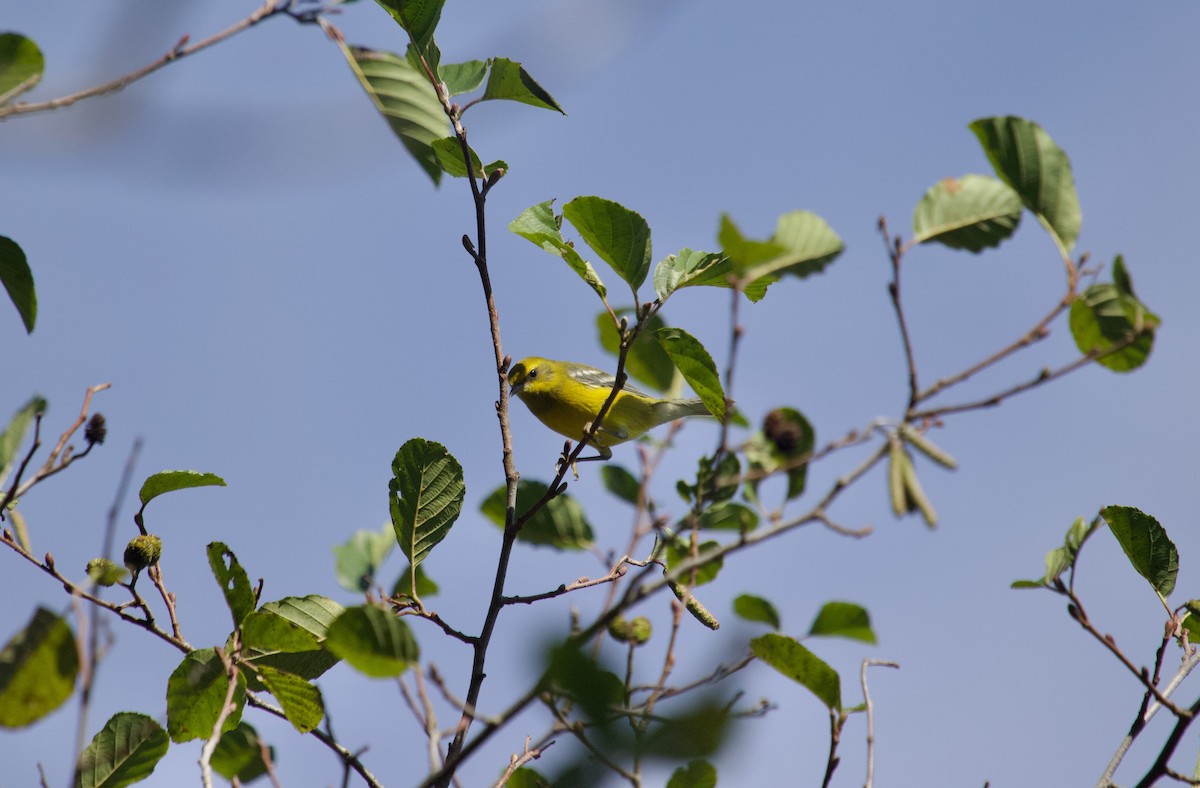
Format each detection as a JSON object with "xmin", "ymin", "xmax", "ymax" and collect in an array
[{"xmin": 508, "ymin": 356, "xmax": 713, "ymax": 460}]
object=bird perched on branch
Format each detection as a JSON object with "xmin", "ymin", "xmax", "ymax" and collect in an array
[{"xmin": 507, "ymin": 356, "xmax": 714, "ymax": 461}]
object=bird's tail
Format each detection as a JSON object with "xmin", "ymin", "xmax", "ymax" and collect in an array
[{"xmin": 655, "ymin": 398, "xmax": 714, "ymax": 423}]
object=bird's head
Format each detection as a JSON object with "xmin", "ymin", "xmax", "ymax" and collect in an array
[{"xmin": 508, "ymin": 356, "xmax": 552, "ymax": 398}]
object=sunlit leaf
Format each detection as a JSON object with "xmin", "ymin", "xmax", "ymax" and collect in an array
[
  {"xmin": 207, "ymin": 542, "xmax": 255, "ymax": 629},
  {"xmin": 0, "ymin": 607, "xmax": 78, "ymax": 727},
  {"xmin": 480, "ymin": 480, "xmax": 594, "ymax": 550},
  {"xmin": 511, "ymin": 201, "xmax": 607, "ymax": 301},
  {"xmin": 912, "ymin": 174, "xmax": 1022, "ymax": 252},
  {"xmin": 655, "ymin": 328, "xmax": 725, "ymax": 419},
  {"xmin": 326, "ymin": 605, "xmax": 419, "ymax": 678},
  {"xmin": 1102, "ymin": 506, "xmax": 1178, "ymax": 598},
  {"xmin": 165, "ymin": 649, "xmax": 245, "ymax": 743},
  {"xmin": 75, "ymin": 712, "xmax": 169, "ymax": 788},
  {"xmin": 733, "ymin": 594, "xmax": 781, "ymax": 629},
  {"xmin": 138, "ymin": 470, "xmax": 226, "ymax": 508},
  {"xmin": 481, "ymin": 58, "xmax": 564, "ymax": 113},
  {"xmin": 564, "ymin": 197, "xmax": 651, "ymax": 291},
  {"xmin": 389, "ymin": 438, "xmax": 465, "ymax": 567},
  {"xmin": 809, "ymin": 601, "xmax": 876, "ymax": 644},
  {"xmin": 750, "ymin": 633, "xmax": 840, "ymax": 710}
]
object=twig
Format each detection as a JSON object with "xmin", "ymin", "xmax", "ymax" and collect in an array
[
  {"xmin": 879, "ymin": 217, "xmax": 920, "ymax": 411},
  {"xmin": 246, "ymin": 693, "xmax": 383, "ymax": 788},
  {"xmin": 821, "ymin": 708, "xmax": 843, "ymax": 788},
  {"xmin": 862, "ymin": 659, "xmax": 900, "ymax": 788},
  {"xmin": 148, "ymin": 563, "xmax": 186, "ymax": 643},
  {"xmin": 199, "ymin": 646, "xmax": 241, "ymax": 788},
  {"xmin": 502, "ymin": 555, "xmax": 649, "ymax": 605},
  {"xmin": 0, "ymin": 2, "xmax": 296, "ymax": 120},
  {"xmin": 493, "ymin": 736, "xmax": 554, "ymax": 787}
]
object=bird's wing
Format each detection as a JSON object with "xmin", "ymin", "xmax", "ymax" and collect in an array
[{"xmin": 567, "ymin": 365, "xmax": 654, "ymax": 400}]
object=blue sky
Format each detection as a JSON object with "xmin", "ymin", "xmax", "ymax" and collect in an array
[{"xmin": 4, "ymin": 1, "xmax": 1200, "ymax": 785}]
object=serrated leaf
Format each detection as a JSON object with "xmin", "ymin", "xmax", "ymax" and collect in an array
[
  {"xmin": 600, "ymin": 464, "xmax": 641, "ymax": 504},
  {"xmin": 480, "ymin": 480, "xmax": 594, "ymax": 550},
  {"xmin": 564, "ymin": 197, "xmax": 652, "ymax": 291},
  {"xmin": 342, "ymin": 45, "xmax": 446, "ymax": 185},
  {"xmin": 1069, "ymin": 278, "xmax": 1159, "ymax": 372},
  {"xmin": 733, "ymin": 594, "xmax": 781, "ymax": 629},
  {"xmin": 655, "ymin": 327, "xmax": 725, "ymax": 420},
  {"xmin": 969, "ymin": 115, "xmax": 1082, "ymax": 254},
  {"xmin": 166, "ymin": 648, "xmax": 245, "ymax": 743},
  {"xmin": 325, "ymin": 605, "xmax": 419, "ymax": 678},
  {"xmin": 256, "ymin": 666, "xmax": 323, "ymax": 733},
  {"xmin": 138, "ymin": 470, "xmax": 226, "ymax": 508},
  {"xmin": 481, "ymin": 57, "xmax": 564, "ymax": 113},
  {"xmin": 667, "ymin": 760, "xmax": 717, "ymax": 788},
  {"xmin": 210, "ymin": 722, "xmax": 272, "ymax": 784},
  {"xmin": 207, "ymin": 542, "xmax": 254, "ymax": 629},
  {"xmin": 0, "ymin": 235, "xmax": 36, "ymax": 332},
  {"xmin": 722, "ymin": 211, "xmax": 844, "ymax": 283},
  {"xmin": 750, "ymin": 633, "xmax": 840, "ymax": 710},
  {"xmin": 389, "ymin": 438, "xmax": 464, "ymax": 567},
  {"xmin": 510, "ymin": 201, "xmax": 607, "ymax": 301},
  {"xmin": 653, "ymin": 248, "xmax": 737, "ymax": 301},
  {"xmin": 75, "ymin": 712, "xmax": 169, "ymax": 788},
  {"xmin": 0, "ymin": 34, "xmax": 44, "ymax": 103},
  {"xmin": 440, "ymin": 59, "xmax": 487, "ymax": 96},
  {"xmin": 1102, "ymin": 506, "xmax": 1178, "ymax": 598},
  {"xmin": 373, "ymin": 0, "xmax": 443, "ymax": 53},
  {"xmin": 596, "ymin": 309, "xmax": 674, "ymax": 393},
  {"xmin": 333, "ymin": 526, "xmax": 395, "ymax": 593},
  {"xmin": 912, "ymin": 174, "xmax": 1022, "ymax": 252},
  {"xmin": 239, "ymin": 596, "xmax": 342, "ymax": 683},
  {"xmin": 0, "ymin": 394, "xmax": 46, "ymax": 476},
  {"xmin": 431, "ymin": 136, "xmax": 484, "ymax": 178},
  {"xmin": 0, "ymin": 607, "xmax": 78, "ymax": 727},
  {"xmin": 809, "ymin": 601, "xmax": 876, "ymax": 644}
]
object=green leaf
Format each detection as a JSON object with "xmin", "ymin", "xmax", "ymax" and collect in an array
[
  {"xmin": 1102, "ymin": 506, "xmax": 1178, "ymax": 598},
  {"xmin": 0, "ymin": 607, "xmax": 78, "ymax": 727},
  {"xmin": 0, "ymin": 236, "xmax": 36, "ymax": 332},
  {"xmin": 600, "ymin": 464, "xmax": 641, "ymax": 504},
  {"xmin": 239, "ymin": 596, "xmax": 343, "ymax": 683},
  {"xmin": 431, "ymin": 136, "xmax": 483, "ymax": 178},
  {"xmin": 510, "ymin": 200, "xmax": 608, "ymax": 301},
  {"xmin": 665, "ymin": 536, "xmax": 723, "ymax": 587},
  {"xmin": 695, "ymin": 501, "xmax": 758, "ymax": 532},
  {"xmin": 0, "ymin": 34, "xmax": 43, "ymax": 103},
  {"xmin": 207, "ymin": 542, "xmax": 255, "ymax": 629},
  {"xmin": 639, "ymin": 701, "xmax": 730, "ymax": 758},
  {"xmin": 389, "ymin": 438, "xmax": 465, "ymax": 567},
  {"xmin": 392, "ymin": 562, "xmax": 439, "ymax": 600},
  {"xmin": 541, "ymin": 642, "xmax": 624, "ymax": 721},
  {"xmin": 440, "ymin": 59, "xmax": 487, "ymax": 96},
  {"xmin": 481, "ymin": 57, "xmax": 564, "ymax": 113},
  {"xmin": 721, "ymin": 211, "xmax": 844, "ymax": 283},
  {"xmin": 679, "ymin": 452, "xmax": 740, "ymax": 507},
  {"xmin": 341, "ymin": 45, "xmax": 446, "ymax": 185},
  {"xmin": 165, "ymin": 648, "xmax": 245, "ymax": 743},
  {"xmin": 256, "ymin": 666, "xmax": 324, "ymax": 733},
  {"xmin": 564, "ymin": 197, "xmax": 652, "ymax": 291},
  {"xmin": 1069, "ymin": 276, "xmax": 1159, "ymax": 372},
  {"xmin": 653, "ymin": 248, "xmax": 745, "ymax": 302},
  {"xmin": 655, "ymin": 328, "xmax": 725, "ymax": 419},
  {"xmin": 0, "ymin": 395, "xmax": 46, "ymax": 476},
  {"xmin": 667, "ymin": 760, "xmax": 718, "ymax": 788},
  {"xmin": 969, "ymin": 115, "xmax": 1082, "ymax": 254},
  {"xmin": 480, "ymin": 480, "xmax": 594, "ymax": 550},
  {"xmin": 372, "ymin": 0, "xmax": 443, "ymax": 53},
  {"xmin": 1012, "ymin": 516, "xmax": 1101, "ymax": 589},
  {"xmin": 333, "ymin": 526, "xmax": 396, "ymax": 593},
  {"xmin": 750, "ymin": 633, "xmax": 840, "ymax": 711},
  {"xmin": 210, "ymin": 722, "xmax": 272, "ymax": 784},
  {"xmin": 596, "ymin": 310, "xmax": 675, "ymax": 393},
  {"xmin": 138, "ymin": 470, "xmax": 226, "ymax": 508},
  {"xmin": 809, "ymin": 601, "xmax": 876, "ymax": 644},
  {"xmin": 1112, "ymin": 254, "xmax": 1134, "ymax": 297},
  {"xmin": 75, "ymin": 712, "xmax": 169, "ymax": 788},
  {"xmin": 911, "ymin": 174, "xmax": 1023, "ymax": 252},
  {"xmin": 506, "ymin": 767, "xmax": 552, "ymax": 788},
  {"xmin": 733, "ymin": 594, "xmax": 781, "ymax": 629},
  {"xmin": 325, "ymin": 605, "xmax": 419, "ymax": 678}
]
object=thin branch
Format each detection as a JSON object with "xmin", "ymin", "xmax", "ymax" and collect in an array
[
  {"xmin": 909, "ymin": 328, "xmax": 1149, "ymax": 422},
  {"xmin": 502, "ymin": 555, "xmax": 650, "ymax": 605},
  {"xmin": 0, "ymin": 2, "xmax": 296, "ymax": 120},
  {"xmin": 199, "ymin": 646, "xmax": 241, "ymax": 788},
  {"xmin": 494, "ymin": 736, "xmax": 554, "ymax": 787},
  {"xmin": 862, "ymin": 659, "xmax": 900, "ymax": 788},
  {"xmin": 246, "ymin": 693, "xmax": 383, "ymax": 788},
  {"xmin": 879, "ymin": 217, "xmax": 919, "ymax": 411}
]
